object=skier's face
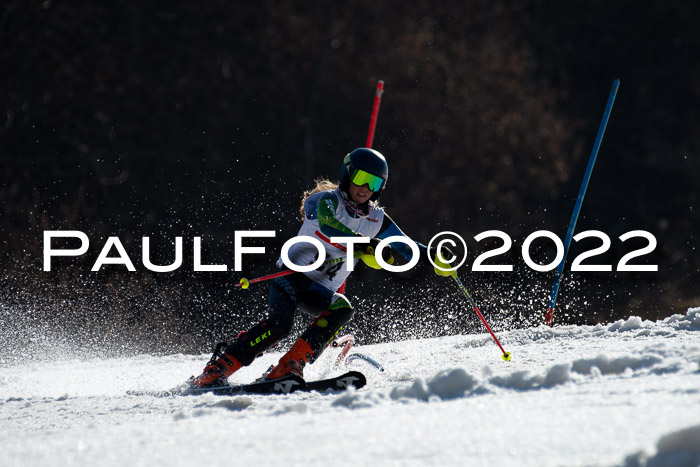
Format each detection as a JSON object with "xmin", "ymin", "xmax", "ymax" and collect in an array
[{"xmin": 349, "ymin": 181, "xmax": 373, "ymax": 203}]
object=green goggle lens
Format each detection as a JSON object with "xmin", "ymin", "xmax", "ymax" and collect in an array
[{"xmin": 350, "ymin": 169, "xmax": 384, "ymax": 191}]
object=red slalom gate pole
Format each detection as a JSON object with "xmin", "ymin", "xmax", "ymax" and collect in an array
[
  {"xmin": 365, "ymin": 80, "xmax": 384, "ymax": 148},
  {"xmin": 339, "ymin": 80, "xmax": 385, "ymax": 296}
]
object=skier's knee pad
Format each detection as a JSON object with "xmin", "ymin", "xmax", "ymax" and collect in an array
[
  {"xmin": 301, "ymin": 293, "xmax": 354, "ymax": 355},
  {"xmin": 328, "ymin": 293, "xmax": 354, "ymax": 323}
]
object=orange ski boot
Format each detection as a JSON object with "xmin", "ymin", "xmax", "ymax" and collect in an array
[
  {"xmin": 189, "ymin": 343, "xmax": 243, "ymax": 388},
  {"xmin": 265, "ymin": 337, "xmax": 314, "ymax": 380}
]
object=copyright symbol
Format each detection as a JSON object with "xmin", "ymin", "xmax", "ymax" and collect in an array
[{"xmin": 427, "ymin": 231, "xmax": 468, "ymax": 272}]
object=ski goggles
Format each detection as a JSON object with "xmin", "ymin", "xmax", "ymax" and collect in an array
[{"xmin": 350, "ymin": 169, "xmax": 384, "ymax": 192}]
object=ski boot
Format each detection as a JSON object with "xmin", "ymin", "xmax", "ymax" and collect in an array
[
  {"xmin": 264, "ymin": 337, "xmax": 314, "ymax": 381},
  {"xmin": 189, "ymin": 342, "xmax": 243, "ymax": 388}
]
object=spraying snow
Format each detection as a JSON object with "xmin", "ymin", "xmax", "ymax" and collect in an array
[{"xmin": 2, "ymin": 308, "xmax": 699, "ymax": 466}]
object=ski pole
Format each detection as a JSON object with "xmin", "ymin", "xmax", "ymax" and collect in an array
[
  {"xmin": 365, "ymin": 80, "xmax": 384, "ymax": 148},
  {"xmin": 236, "ymin": 251, "xmax": 364, "ymax": 289},
  {"xmin": 453, "ymin": 275, "xmax": 512, "ymax": 361},
  {"xmin": 236, "ymin": 269, "xmax": 296, "ymax": 289},
  {"xmin": 545, "ymin": 79, "xmax": 619, "ymax": 326}
]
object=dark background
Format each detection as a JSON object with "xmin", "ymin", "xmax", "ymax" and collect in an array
[{"xmin": 2, "ymin": 1, "xmax": 698, "ymax": 360}]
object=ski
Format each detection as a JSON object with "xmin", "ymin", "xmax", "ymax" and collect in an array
[
  {"xmin": 128, "ymin": 371, "xmax": 366, "ymax": 397},
  {"xmin": 192, "ymin": 371, "xmax": 366, "ymax": 395},
  {"xmin": 187, "ymin": 373, "xmax": 305, "ymax": 396},
  {"xmin": 305, "ymin": 371, "xmax": 366, "ymax": 392}
]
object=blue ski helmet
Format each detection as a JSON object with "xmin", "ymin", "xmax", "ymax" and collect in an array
[{"xmin": 339, "ymin": 148, "xmax": 389, "ymax": 202}]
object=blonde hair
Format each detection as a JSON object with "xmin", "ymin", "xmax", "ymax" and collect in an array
[{"xmin": 300, "ymin": 178, "xmax": 338, "ymax": 219}]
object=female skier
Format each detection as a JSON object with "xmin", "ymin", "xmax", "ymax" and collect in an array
[{"xmin": 190, "ymin": 147, "xmax": 453, "ymax": 388}]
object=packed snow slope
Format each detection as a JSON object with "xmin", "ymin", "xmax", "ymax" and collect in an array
[{"xmin": 2, "ymin": 308, "xmax": 700, "ymax": 467}]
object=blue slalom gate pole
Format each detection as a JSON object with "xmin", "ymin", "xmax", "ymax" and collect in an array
[{"xmin": 545, "ymin": 79, "xmax": 620, "ymax": 326}]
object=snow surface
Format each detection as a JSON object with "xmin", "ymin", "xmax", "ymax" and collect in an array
[{"xmin": 2, "ymin": 308, "xmax": 700, "ymax": 466}]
